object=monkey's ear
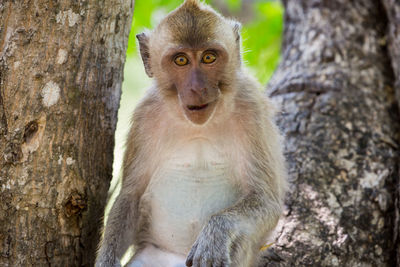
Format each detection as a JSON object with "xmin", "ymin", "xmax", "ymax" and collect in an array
[
  {"xmin": 136, "ymin": 32, "xmax": 153, "ymax": 78},
  {"xmin": 231, "ymin": 21, "xmax": 242, "ymax": 62},
  {"xmin": 232, "ymin": 21, "xmax": 241, "ymax": 44}
]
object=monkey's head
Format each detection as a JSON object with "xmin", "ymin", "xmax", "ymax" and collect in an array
[{"xmin": 136, "ymin": 0, "xmax": 241, "ymax": 125}]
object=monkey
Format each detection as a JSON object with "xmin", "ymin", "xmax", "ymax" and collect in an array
[{"xmin": 95, "ymin": 0, "xmax": 287, "ymax": 266}]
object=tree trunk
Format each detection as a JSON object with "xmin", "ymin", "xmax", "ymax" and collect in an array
[
  {"xmin": 267, "ymin": 0, "xmax": 399, "ymax": 266},
  {"xmin": 0, "ymin": 0, "xmax": 133, "ymax": 266},
  {"xmin": 383, "ymin": 0, "xmax": 400, "ymax": 109},
  {"xmin": 382, "ymin": 1, "xmax": 400, "ymax": 263}
]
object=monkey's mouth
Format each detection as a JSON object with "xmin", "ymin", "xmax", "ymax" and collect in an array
[
  {"xmin": 181, "ymin": 99, "xmax": 218, "ymax": 125},
  {"xmin": 187, "ymin": 103, "xmax": 209, "ymax": 111}
]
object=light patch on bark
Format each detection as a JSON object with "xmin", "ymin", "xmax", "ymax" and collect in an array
[
  {"xmin": 360, "ymin": 170, "xmax": 388, "ymax": 188},
  {"xmin": 13, "ymin": 61, "xmax": 20, "ymax": 70},
  {"xmin": 2, "ymin": 179, "xmax": 12, "ymax": 190},
  {"xmin": 66, "ymin": 157, "xmax": 75, "ymax": 165},
  {"xmin": 56, "ymin": 10, "xmax": 80, "ymax": 27},
  {"xmin": 327, "ymin": 192, "xmax": 342, "ymax": 215},
  {"xmin": 41, "ymin": 81, "xmax": 60, "ymax": 107},
  {"xmin": 302, "ymin": 184, "xmax": 340, "ymax": 235},
  {"xmin": 323, "ymin": 255, "xmax": 339, "ymax": 266},
  {"xmin": 17, "ymin": 169, "xmax": 29, "ymax": 186},
  {"xmin": 344, "ymin": 122, "xmax": 353, "ymax": 130},
  {"xmin": 58, "ymin": 155, "xmax": 63, "ymax": 165},
  {"xmin": 375, "ymin": 245, "xmax": 383, "ymax": 256},
  {"xmin": 378, "ymin": 191, "xmax": 389, "ymax": 212},
  {"xmin": 0, "ymin": 27, "xmax": 16, "ymax": 60},
  {"xmin": 56, "ymin": 49, "xmax": 68, "ymax": 64},
  {"xmin": 332, "ymin": 227, "xmax": 348, "ymax": 247},
  {"xmin": 336, "ymin": 158, "xmax": 355, "ymax": 171}
]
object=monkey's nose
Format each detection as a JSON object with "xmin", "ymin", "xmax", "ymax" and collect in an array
[{"xmin": 191, "ymin": 87, "xmax": 207, "ymax": 97}]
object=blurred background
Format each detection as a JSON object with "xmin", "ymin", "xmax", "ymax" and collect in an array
[{"xmin": 111, "ymin": 0, "xmax": 284, "ymax": 199}]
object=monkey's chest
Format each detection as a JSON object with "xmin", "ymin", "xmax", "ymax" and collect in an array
[{"xmin": 145, "ymin": 141, "xmax": 240, "ymax": 254}]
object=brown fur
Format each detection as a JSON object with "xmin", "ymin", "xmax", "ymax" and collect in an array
[
  {"xmin": 96, "ymin": 1, "xmax": 286, "ymax": 266},
  {"xmin": 165, "ymin": 1, "xmax": 220, "ymax": 47}
]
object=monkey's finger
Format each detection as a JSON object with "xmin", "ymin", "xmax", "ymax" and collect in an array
[
  {"xmin": 186, "ymin": 243, "xmax": 198, "ymax": 266},
  {"xmin": 186, "ymin": 258, "xmax": 193, "ymax": 267},
  {"xmin": 219, "ymin": 259, "xmax": 228, "ymax": 267},
  {"xmin": 191, "ymin": 254, "xmax": 202, "ymax": 267},
  {"xmin": 213, "ymin": 254, "xmax": 229, "ymax": 267}
]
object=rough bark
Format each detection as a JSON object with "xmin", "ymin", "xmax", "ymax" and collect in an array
[
  {"xmin": 0, "ymin": 0, "xmax": 133, "ymax": 266},
  {"xmin": 381, "ymin": 1, "xmax": 400, "ymax": 262},
  {"xmin": 383, "ymin": 0, "xmax": 400, "ymax": 109},
  {"xmin": 266, "ymin": 0, "xmax": 400, "ymax": 266}
]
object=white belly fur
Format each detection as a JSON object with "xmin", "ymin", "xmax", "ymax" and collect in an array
[{"xmin": 145, "ymin": 138, "xmax": 240, "ymax": 255}]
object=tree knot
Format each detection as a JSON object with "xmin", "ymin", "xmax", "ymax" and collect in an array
[{"xmin": 64, "ymin": 191, "xmax": 87, "ymax": 217}]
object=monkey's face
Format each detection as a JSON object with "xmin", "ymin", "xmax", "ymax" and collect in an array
[
  {"xmin": 136, "ymin": 0, "xmax": 241, "ymax": 125},
  {"xmin": 161, "ymin": 45, "xmax": 229, "ymax": 125}
]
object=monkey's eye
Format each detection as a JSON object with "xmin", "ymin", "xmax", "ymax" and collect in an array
[
  {"xmin": 202, "ymin": 52, "xmax": 216, "ymax": 64},
  {"xmin": 174, "ymin": 55, "xmax": 189, "ymax": 66}
]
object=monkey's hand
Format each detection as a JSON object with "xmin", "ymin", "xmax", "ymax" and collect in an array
[{"xmin": 186, "ymin": 215, "xmax": 246, "ymax": 267}]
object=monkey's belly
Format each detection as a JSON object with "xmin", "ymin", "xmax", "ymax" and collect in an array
[{"xmin": 147, "ymin": 148, "xmax": 239, "ymax": 255}]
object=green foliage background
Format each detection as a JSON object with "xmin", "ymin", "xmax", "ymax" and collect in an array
[
  {"xmin": 112, "ymin": 0, "xmax": 283, "ymax": 189},
  {"xmin": 126, "ymin": 0, "xmax": 283, "ymax": 83}
]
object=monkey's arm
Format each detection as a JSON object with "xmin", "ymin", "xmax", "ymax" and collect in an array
[
  {"xmin": 96, "ymin": 103, "xmax": 151, "ymax": 267},
  {"xmin": 187, "ymin": 104, "xmax": 286, "ymax": 267},
  {"xmin": 96, "ymin": 192, "xmax": 138, "ymax": 267},
  {"xmin": 96, "ymin": 160, "xmax": 144, "ymax": 266}
]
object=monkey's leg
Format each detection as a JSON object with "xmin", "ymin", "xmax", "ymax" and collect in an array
[{"xmin": 126, "ymin": 244, "xmax": 186, "ymax": 267}]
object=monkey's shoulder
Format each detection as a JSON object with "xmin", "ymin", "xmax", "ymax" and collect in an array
[{"xmin": 131, "ymin": 88, "xmax": 163, "ymax": 124}]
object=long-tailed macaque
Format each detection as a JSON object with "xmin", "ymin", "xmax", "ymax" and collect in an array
[{"xmin": 96, "ymin": 0, "xmax": 287, "ymax": 266}]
